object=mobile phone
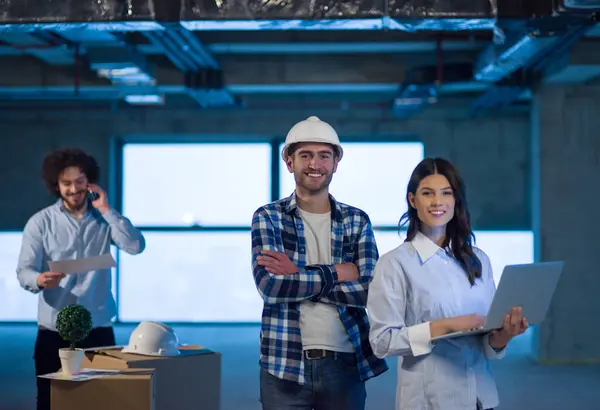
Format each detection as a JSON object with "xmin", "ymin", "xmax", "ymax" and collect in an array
[{"xmin": 88, "ymin": 190, "xmax": 99, "ymax": 201}]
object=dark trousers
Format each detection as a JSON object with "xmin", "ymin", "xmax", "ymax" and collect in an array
[
  {"xmin": 260, "ymin": 350, "xmax": 366, "ymax": 410},
  {"xmin": 34, "ymin": 326, "xmax": 116, "ymax": 410}
]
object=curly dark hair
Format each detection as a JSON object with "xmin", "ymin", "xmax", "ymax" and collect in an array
[
  {"xmin": 41, "ymin": 148, "xmax": 100, "ymax": 197},
  {"xmin": 399, "ymin": 157, "xmax": 482, "ymax": 286}
]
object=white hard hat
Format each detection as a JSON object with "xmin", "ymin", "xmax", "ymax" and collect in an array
[
  {"xmin": 121, "ymin": 321, "xmax": 180, "ymax": 357},
  {"xmin": 281, "ymin": 116, "xmax": 344, "ymax": 161}
]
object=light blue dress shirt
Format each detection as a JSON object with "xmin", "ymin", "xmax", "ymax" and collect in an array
[
  {"xmin": 367, "ymin": 231, "xmax": 505, "ymax": 410},
  {"xmin": 16, "ymin": 199, "xmax": 145, "ymax": 331}
]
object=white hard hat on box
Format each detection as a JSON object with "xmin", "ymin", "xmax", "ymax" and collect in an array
[
  {"xmin": 280, "ymin": 116, "xmax": 344, "ymax": 161},
  {"xmin": 121, "ymin": 321, "xmax": 181, "ymax": 357}
]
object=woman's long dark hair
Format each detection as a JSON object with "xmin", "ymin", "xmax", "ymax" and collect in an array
[{"xmin": 399, "ymin": 158, "xmax": 482, "ymax": 285}]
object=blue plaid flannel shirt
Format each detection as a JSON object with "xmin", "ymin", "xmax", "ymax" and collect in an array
[{"xmin": 251, "ymin": 192, "xmax": 389, "ymax": 384}]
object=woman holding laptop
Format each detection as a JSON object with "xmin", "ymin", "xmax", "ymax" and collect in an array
[{"xmin": 367, "ymin": 157, "xmax": 528, "ymax": 410}]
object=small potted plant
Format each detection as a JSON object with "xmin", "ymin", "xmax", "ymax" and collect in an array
[{"xmin": 56, "ymin": 304, "xmax": 93, "ymax": 376}]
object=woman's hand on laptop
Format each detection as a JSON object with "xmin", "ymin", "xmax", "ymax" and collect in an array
[
  {"xmin": 489, "ymin": 307, "xmax": 529, "ymax": 349},
  {"xmin": 430, "ymin": 314, "xmax": 486, "ymax": 338}
]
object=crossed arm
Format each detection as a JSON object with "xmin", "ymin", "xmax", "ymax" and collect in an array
[{"xmin": 251, "ymin": 209, "xmax": 378, "ymax": 308}]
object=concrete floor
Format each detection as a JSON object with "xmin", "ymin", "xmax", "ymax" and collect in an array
[{"xmin": 1, "ymin": 324, "xmax": 599, "ymax": 410}]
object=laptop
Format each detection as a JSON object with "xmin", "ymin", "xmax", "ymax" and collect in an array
[{"xmin": 431, "ymin": 261, "xmax": 564, "ymax": 342}]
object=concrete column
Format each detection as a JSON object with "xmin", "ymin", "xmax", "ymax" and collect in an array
[{"xmin": 531, "ymin": 84, "xmax": 600, "ymax": 363}]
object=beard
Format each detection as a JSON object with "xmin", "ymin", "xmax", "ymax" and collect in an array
[
  {"xmin": 62, "ymin": 191, "xmax": 87, "ymax": 211},
  {"xmin": 294, "ymin": 169, "xmax": 333, "ymax": 194}
]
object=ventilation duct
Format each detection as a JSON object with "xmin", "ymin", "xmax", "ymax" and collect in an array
[
  {"xmin": 474, "ymin": 32, "xmax": 557, "ymax": 83},
  {"xmin": 4, "ymin": 0, "xmax": 593, "ymax": 33},
  {"xmin": 181, "ymin": 0, "xmax": 492, "ymax": 21},
  {"xmin": 0, "ymin": 0, "xmax": 156, "ymax": 26},
  {"xmin": 0, "ymin": 0, "xmax": 501, "ymax": 32},
  {"xmin": 181, "ymin": 0, "xmax": 496, "ymax": 31},
  {"xmin": 473, "ymin": 0, "xmax": 598, "ymax": 84},
  {"xmin": 562, "ymin": 0, "xmax": 600, "ymax": 11},
  {"xmin": 470, "ymin": 0, "xmax": 597, "ymax": 113}
]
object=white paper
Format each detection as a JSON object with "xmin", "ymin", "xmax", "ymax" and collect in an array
[
  {"xmin": 48, "ymin": 253, "xmax": 116, "ymax": 275},
  {"xmin": 38, "ymin": 368, "xmax": 121, "ymax": 382}
]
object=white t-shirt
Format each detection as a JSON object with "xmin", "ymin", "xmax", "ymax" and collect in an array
[{"xmin": 297, "ymin": 208, "xmax": 354, "ymax": 353}]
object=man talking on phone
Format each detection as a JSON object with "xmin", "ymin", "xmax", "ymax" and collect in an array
[{"xmin": 16, "ymin": 148, "xmax": 146, "ymax": 410}]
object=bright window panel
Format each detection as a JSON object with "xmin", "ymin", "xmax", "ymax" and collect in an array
[
  {"xmin": 471, "ymin": 231, "xmax": 534, "ymax": 285},
  {"xmin": 118, "ymin": 231, "xmax": 263, "ymax": 322},
  {"xmin": 279, "ymin": 142, "xmax": 424, "ymax": 226},
  {"xmin": 0, "ymin": 232, "xmax": 37, "ymax": 321},
  {"xmin": 373, "ymin": 230, "xmax": 534, "ymax": 286},
  {"xmin": 0, "ymin": 232, "xmax": 117, "ymax": 322},
  {"xmin": 123, "ymin": 143, "xmax": 272, "ymax": 227},
  {"xmin": 373, "ymin": 229, "xmax": 406, "ymax": 256}
]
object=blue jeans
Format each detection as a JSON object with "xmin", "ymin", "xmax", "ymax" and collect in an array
[{"xmin": 259, "ymin": 351, "xmax": 367, "ymax": 410}]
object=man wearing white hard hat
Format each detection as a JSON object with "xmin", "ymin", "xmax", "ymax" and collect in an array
[{"xmin": 251, "ymin": 116, "xmax": 388, "ymax": 410}]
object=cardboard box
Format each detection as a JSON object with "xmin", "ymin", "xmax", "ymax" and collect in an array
[
  {"xmin": 81, "ymin": 347, "xmax": 221, "ymax": 410},
  {"xmin": 51, "ymin": 370, "xmax": 155, "ymax": 410}
]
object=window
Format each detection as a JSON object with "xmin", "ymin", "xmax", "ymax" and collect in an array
[
  {"xmin": 470, "ymin": 231, "xmax": 534, "ymax": 285},
  {"xmin": 116, "ymin": 140, "xmax": 533, "ymax": 324},
  {"xmin": 0, "ymin": 232, "xmax": 117, "ymax": 322},
  {"xmin": 118, "ymin": 141, "xmax": 426, "ymax": 322},
  {"xmin": 279, "ymin": 142, "xmax": 424, "ymax": 226},
  {"xmin": 373, "ymin": 230, "xmax": 406, "ymax": 255},
  {"xmin": 122, "ymin": 143, "xmax": 272, "ymax": 227},
  {"xmin": 119, "ymin": 142, "xmax": 271, "ymax": 322},
  {"xmin": 118, "ymin": 231, "xmax": 262, "ymax": 322},
  {"xmin": 0, "ymin": 232, "xmax": 37, "ymax": 321},
  {"xmin": 373, "ymin": 230, "xmax": 534, "ymax": 286}
]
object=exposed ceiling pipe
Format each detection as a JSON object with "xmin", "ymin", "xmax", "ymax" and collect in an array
[
  {"xmin": 391, "ymin": 37, "xmax": 450, "ymax": 118},
  {"xmin": 0, "ymin": 43, "xmax": 56, "ymax": 50},
  {"xmin": 74, "ymin": 44, "xmax": 81, "ymax": 96},
  {"xmin": 436, "ymin": 36, "xmax": 444, "ymax": 87},
  {"xmin": 0, "ymin": 32, "xmax": 75, "ymax": 64},
  {"xmin": 0, "ymin": 99, "xmax": 389, "ymax": 111}
]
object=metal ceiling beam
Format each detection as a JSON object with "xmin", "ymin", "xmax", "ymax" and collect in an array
[
  {"xmin": 143, "ymin": 26, "xmax": 218, "ymax": 71},
  {"xmin": 0, "ymin": 40, "xmax": 487, "ymax": 57},
  {"xmin": 0, "ymin": 18, "xmax": 494, "ymax": 33},
  {"xmin": 0, "ymin": 32, "xmax": 76, "ymax": 65},
  {"xmin": 142, "ymin": 24, "xmax": 236, "ymax": 107},
  {"xmin": 0, "ymin": 81, "xmax": 490, "ymax": 99},
  {"xmin": 0, "ymin": 29, "xmax": 157, "ymax": 91},
  {"xmin": 0, "ymin": 51, "xmax": 476, "ymax": 87},
  {"xmin": 206, "ymin": 41, "xmax": 486, "ymax": 54}
]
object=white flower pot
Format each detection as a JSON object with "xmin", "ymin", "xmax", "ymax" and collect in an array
[{"xmin": 59, "ymin": 348, "xmax": 84, "ymax": 376}]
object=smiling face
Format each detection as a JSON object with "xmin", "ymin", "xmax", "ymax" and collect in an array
[
  {"xmin": 57, "ymin": 166, "xmax": 89, "ymax": 211},
  {"xmin": 286, "ymin": 142, "xmax": 339, "ymax": 195},
  {"xmin": 408, "ymin": 173, "xmax": 455, "ymax": 230}
]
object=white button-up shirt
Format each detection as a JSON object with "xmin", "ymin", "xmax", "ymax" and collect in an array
[{"xmin": 368, "ymin": 231, "xmax": 505, "ymax": 410}]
